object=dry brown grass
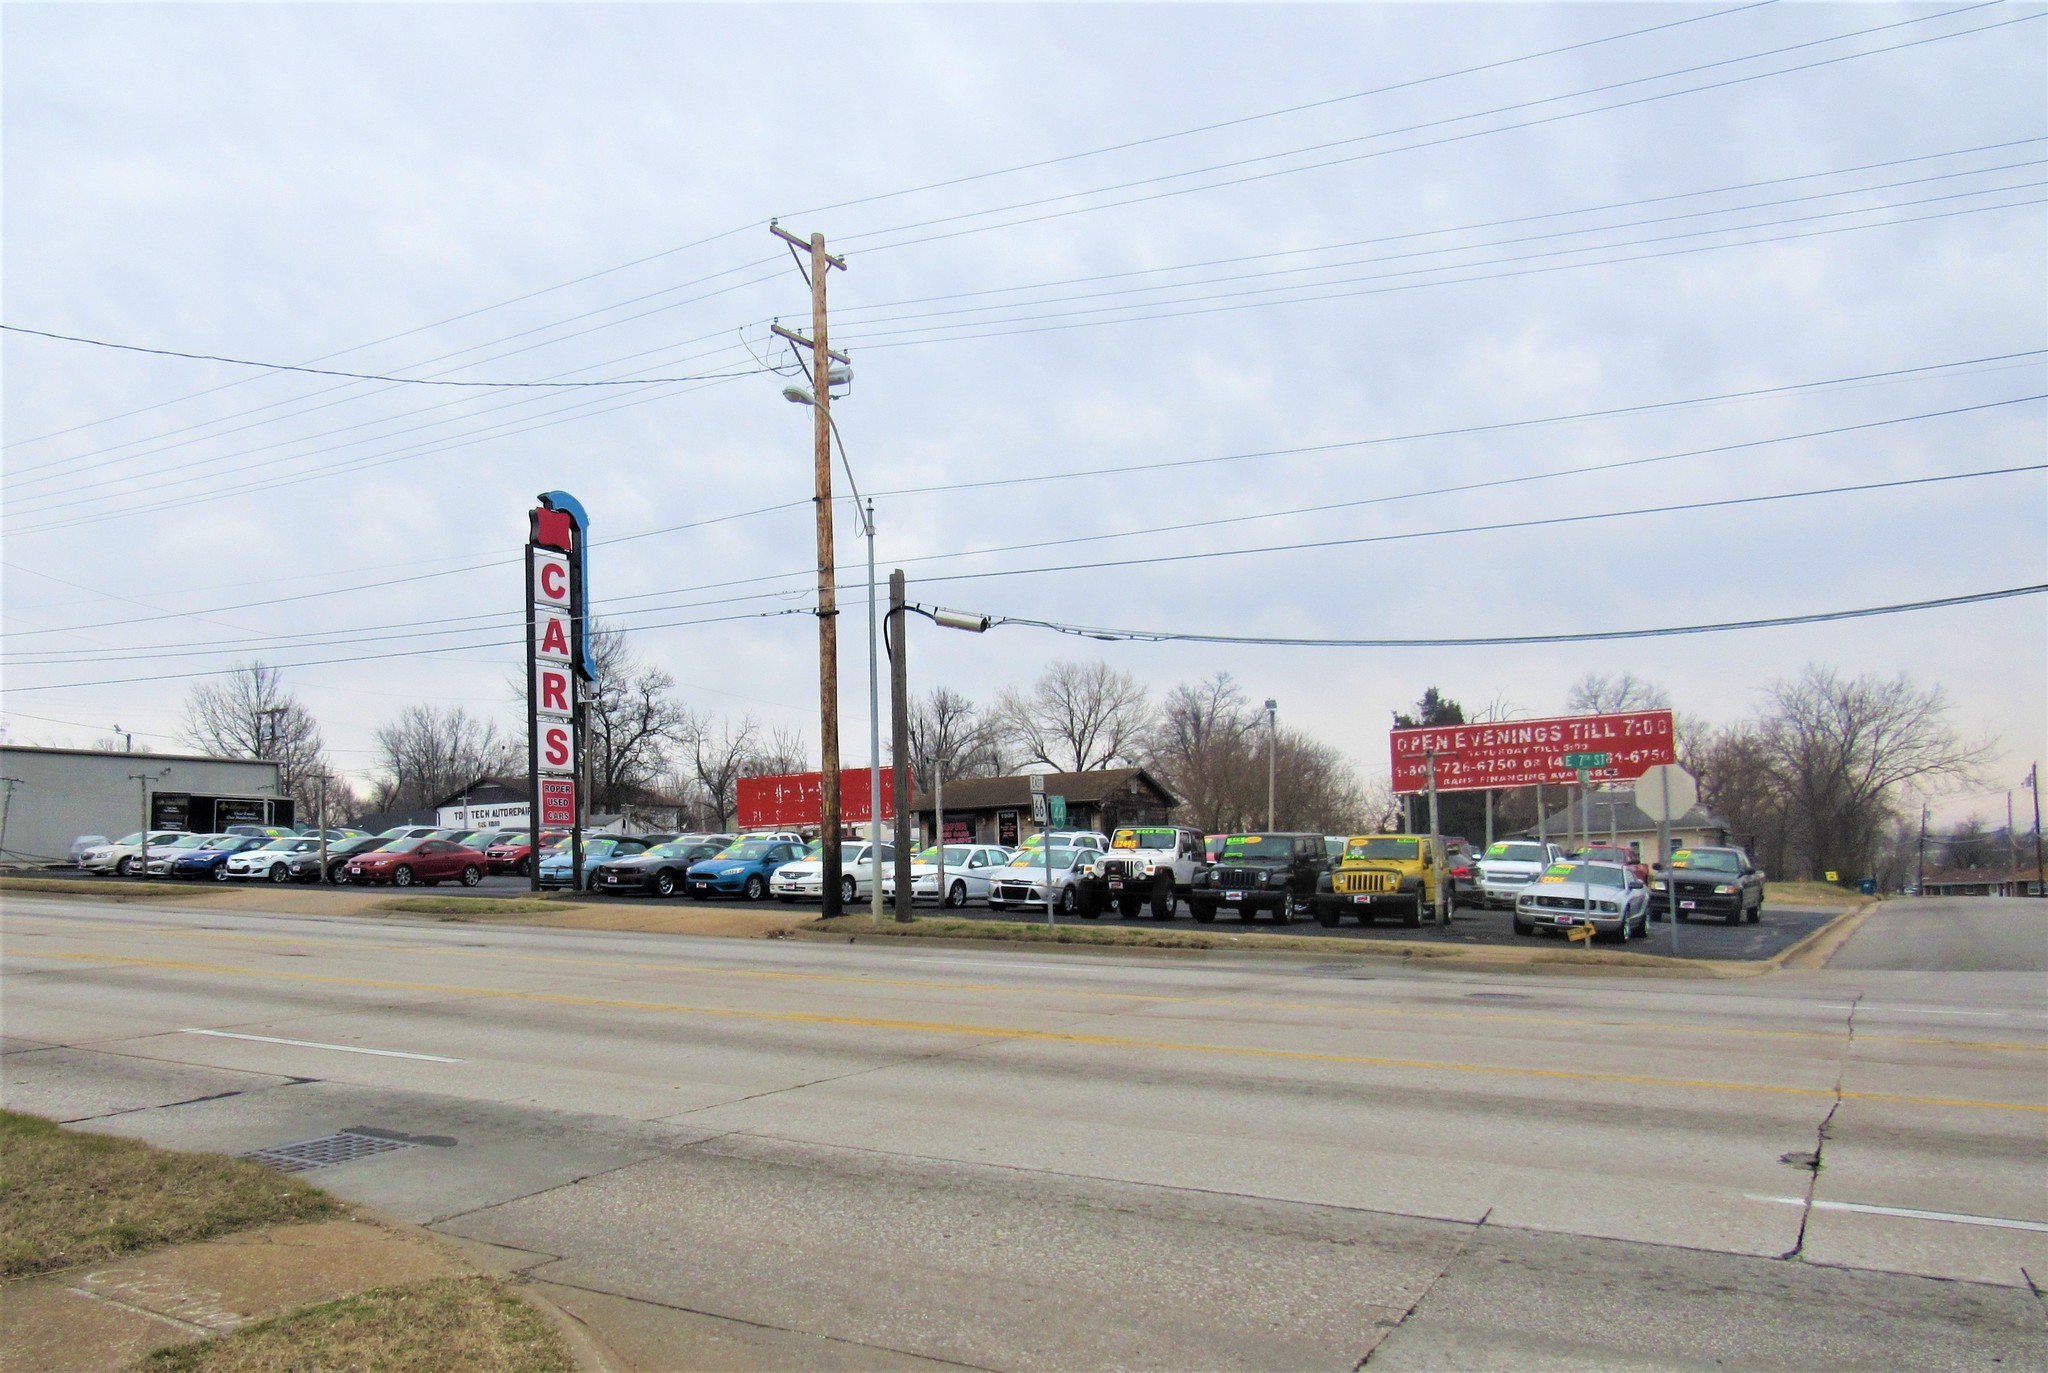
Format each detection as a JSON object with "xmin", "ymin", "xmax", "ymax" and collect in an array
[
  {"xmin": 1766, "ymin": 880, "xmax": 1868, "ymax": 907},
  {"xmin": 0, "ymin": 876, "xmax": 212, "ymax": 902},
  {"xmin": 139, "ymin": 1276, "xmax": 574, "ymax": 1373},
  {"xmin": 0, "ymin": 1111, "xmax": 335, "ymax": 1279},
  {"xmin": 369, "ymin": 896, "xmax": 568, "ymax": 917}
]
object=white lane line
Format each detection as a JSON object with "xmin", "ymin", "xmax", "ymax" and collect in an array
[
  {"xmin": 178, "ymin": 1029, "xmax": 461, "ymax": 1063},
  {"xmin": 1879, "ymin": 1008, "xmax": 2043, "ymax": 1019},
  {"xmin": 1750, "ymin": 1195, "xmax": 2048, "ymax": 1232}
]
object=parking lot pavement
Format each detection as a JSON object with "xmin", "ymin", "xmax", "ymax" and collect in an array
[{"xmin": 21, "ymin": 868, "xmax": 1839, "ymax": 961}]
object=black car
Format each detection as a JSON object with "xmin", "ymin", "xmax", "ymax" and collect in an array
[
  {"xmin": 312, "ymin": 836, "xmax": 394, "ymax": 884},
  {"xmin": 592, "ymin": 839, "xmax": 729, "ymax": 898},
  {"xmin": 1650, "ymin": 846, "xmax": 1766, "ymax": 923},
  {"xmin": 1187, "ymin": 832, "xmax": 1330, "ymax": 924}
]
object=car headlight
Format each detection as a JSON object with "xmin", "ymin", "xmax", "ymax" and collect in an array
[
  {"xmin": 1714, "ymin": 884, "xmax": 1737, "ymax": 894},
  {"xmin": 1599, "ymin": 901, "xmax": 1619, "ymax": 913},
  {"xmin": 1650, "ymin": 879, "xmax": 1667, "ymax": 891},
  {"xmin": 1255, "ymin": 870, "xmax": 1269, "ymax": 886}
]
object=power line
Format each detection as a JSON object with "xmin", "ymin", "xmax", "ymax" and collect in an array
[{"xmin": 989, "ymin": 584, "xmax": 2048, "ymax": 648}]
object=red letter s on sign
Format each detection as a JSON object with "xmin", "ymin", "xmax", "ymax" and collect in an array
[{"xmin": 543, "ymin": 726, "xmax": 572, "ymax": 768}]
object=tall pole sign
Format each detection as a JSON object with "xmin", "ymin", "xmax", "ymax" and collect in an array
[{"xmin": 527, "ymin": 492, "xmax": 595, "ymax": 893}]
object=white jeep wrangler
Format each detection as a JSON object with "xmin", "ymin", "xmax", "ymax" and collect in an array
[{"xmin": 1089, "ymin": 825, "xmax": 1209, "ymax": 920}]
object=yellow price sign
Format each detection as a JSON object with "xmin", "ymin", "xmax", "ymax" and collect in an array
[{"xmin": 1825, "ymin": 871, "xmax": 1839, "ymax": 883}]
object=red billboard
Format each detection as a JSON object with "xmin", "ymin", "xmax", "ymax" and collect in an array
[
  {"xmin": 1390, "ymin": 710, "xmax": 1675, "ymax": 794},
  {"xmin": 737, "ymin": 770, "xmax": 900, "ymax": 828}
]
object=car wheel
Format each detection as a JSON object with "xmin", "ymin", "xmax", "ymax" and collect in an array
[
  {"xmin": 656, "ymin": 871, "xmax": 676, "ymax": 898},
  {"xmin": 945, "ymin": 879, "xmax": 968, "ymax": 909},
  {"xmin": 1614, "ymin": 916, "xmax": 1631, "ymax": 944},
  {"xmin": 1059, "ymin": 886, "xmax": 1082, "ymax": 917},
  {"xmin": 516, "ymin": 857, "xmax": 530, "ymax": 876},
  {"xmin": 1401, "ymin": 899, "xmax": 1422, "ymax": 928},
  {"xmin": 117, "ymin": 856, "xmax": 139, "ymax": 876},
  {"xmin": 1271, "ymin": 888, "xmax": 1293, "ymax": 925},
  {"xmin": 1189, "ymin": 902, "xmax": 1216, "ymax": 923},
  {"xmin": 462, "ymin": 866, "xmax": 482, "ymax": 887},
  {"xmin": 842, "ymin": 875, "xmax": 858, "ymax": 904},
  {"xmin": 1150, "ymin": 877, "xmax": 1175, "ymax": 920},
  {"xmin": 269, "ymin": 864, "xmax": 290, "ymax": 883},
  {"xmin": 1749, "ymin": 902, "xmax": 1763, "ymax": 923},
  {"xmin": 212, "ymin": 866, "xmax": 230, "ymax": 882},
  {"xmin": 1314, "ymin": 904, "xmax": 1339, "ymax": 928},
  {"xmin": 393, "ymin": 866, "xmax": 414, "ymax": 888},
  {"xmin": 743, "ymin": 874, "xmax": 766, "ymax": 901}
]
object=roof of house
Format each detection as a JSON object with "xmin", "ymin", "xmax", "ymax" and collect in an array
[
  {"xmin": 908, "ymin": 767, "xmax": 1176, "ymax": 813},
  {"xmin": 428, "ymin": 777, "xmax": 530, "ymax": 811},
  {"xmin": 1923, "ymin": 865, "xmax": 2045, "ymax": 884},
  {"xmin": 1515, "ymin": 792, "xmax": 1729, "ymax": 839}
]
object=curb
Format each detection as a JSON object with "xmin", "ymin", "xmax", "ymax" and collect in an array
[{"xmin": 1771, "ymin": 897, "xmax": 1881, "ymax": 972}]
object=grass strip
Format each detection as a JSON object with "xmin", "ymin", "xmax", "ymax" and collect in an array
[
  {"xmin": 369, "ymin": 896, "xmax": 574, "ymax": 917},
  {"xmin": 0, "ymin": 876, "xmax": 213, "ymax": 901},
  {"xmin": 0, "ymin": 1111, "xmax": 335, "ymax": 1279},
  {"xmin": 1763, "ymin": 880, "xmax": 1867, "ymax": 907},
  {"xmin": 812, "ymin": 914, "xmax": 1477, "ymax": 956},
  {"xmin": 140, "ymin": 1275, "xmax": 574, "ymax": 1373}
]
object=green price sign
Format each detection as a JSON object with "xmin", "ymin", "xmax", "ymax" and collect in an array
[
  {"xmin": 1562, "ymin": 752, "xmax": 1612, "ymax": 769},
  {"xmin": 1049, "ymin": 795, "xmax": 1067, "ymax": 827}
]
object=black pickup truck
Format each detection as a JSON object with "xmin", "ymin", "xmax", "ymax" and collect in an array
[
  {"xmin": 1186, "ymin": 832, "xmax": 1330, "ymax": 924},
  {"xmin": 1650, "ymin": 845, "xmax": 1765, "ymax": 923}
]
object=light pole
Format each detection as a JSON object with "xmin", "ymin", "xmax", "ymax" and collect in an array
[
  {"xmin": 784, "ymin": 380, "xmax": 882, "ymax": 921},
  {"xmin": 0, "ymin": 777, "xmax": 23, "ymax": 866},
  {"xmin": 1265, "ymin": 698, "xmax": 1278, "ymax": 830},
  {"xmin": 886, "ymin": 587, "xmax": 991, "ymax": 918}
]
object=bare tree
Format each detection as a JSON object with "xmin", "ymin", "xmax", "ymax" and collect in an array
[
  {"xmin": 993, "ymin": 661, "xmax": 1153, "ymax": 772},
  {"xmin": 904, "ymin": 687, "xmax": 1006, "ymax": 788},
  {"xmin": 1566, "ymin": 672, "xmax": 1672, "ymax": 714},
  {"xmin": 1147, "ymin": 674, "xmax": 1260, "ymax": 832},
  {"xmin": 1757, "ymin": 666, "xmax": 1991, "ymax": 879},
  {"xmin": 369, "ymin": 705, "xmax": 520, "ymax": 815},
  {"xmin": 1940, "ymin": 816, "xmax": 1995, "ymax": 869},
  {"xmin": 581, "ymin": 625, "xmax": 694, "ymax": 811},
  {"xmin": 688, "ymin": 716, "xmax": 760, "ymax": 830},
  {"xmin": 747, "ymin": 726, "xmax": 812, "ymax": 777},
  {"xmin": 1690, "ymin": 721, "xmax": 1795, "ymax": 876},
  {"xmin": 180, "ymin": 663, "xmax": 330, "ymax": 814}
]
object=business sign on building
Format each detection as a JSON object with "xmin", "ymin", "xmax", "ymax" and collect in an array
[
  {"xmin": 526, "ymin": 494, "xmax": 594, "ymax": 864},
  {"xmin": 1390, "ymin": 710, "xmax": 1676, "ymax": 794},
  {"xmin": 737, "ymin": 770, "xmax": 899, "ymax": 829}
]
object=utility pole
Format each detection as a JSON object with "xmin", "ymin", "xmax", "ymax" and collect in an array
[
  {"xmin": 2007, "ymin": 788, "xmax": 2017, "ymax": 883},
  {"xmin": 129, "ymin": 770, "xmax": 164, "ymax": 882},
  {"xmin": 1916, "ymin": 802, "xmax": 1929, "ymax": 895},
  {"xmin": 316, "ymin": 774, "xmax": 329, "ymax": 885},
  {"xmin": 1426, "ymin": 752, "xmax": 1446, "ymax": 925},
  {"xmin": 2029, "ymin": 764, "xmax": 2044, "ymax": 899},
  {"xmin": 0, "ymin": 777, "xmax": 22, "ymax": 865},
  {"xmin": 771, "ymin": 222, "xmax": 849, "ymax": 919},
  {"xmin": 889, "ymin": 570, "xmax": 913, "ymax": 921},
  {"xmin": 1265, "ymin": 698, "xmax": 1278, "ymax": 830}
]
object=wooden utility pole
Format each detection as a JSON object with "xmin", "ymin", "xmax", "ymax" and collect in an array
[
  {"xmin": 771, "ymin": 223, "xmax": 849, "ymax": 917},
  {"xmin": 889, "ymin": 570, "xmax": 913, "ymax": 921}
]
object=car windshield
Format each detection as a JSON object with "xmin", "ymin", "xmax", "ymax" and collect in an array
[
  {"xmin": 1485, "ymin": 842, "xmax": 1549, "ymax": 863},
  {"xmin": 647, "ymin": 842, "xmax": 694, "ymax": 858},
  {"xmin": 1111, "ymin": 828, "xmax": 1178, "ymax": 850},
  {"xmin": 718, "ymin": 841, "xmax": 776, "ymax": 861},
  {"xmin": 1672, "ymin": 849, "xmax": 1741, "ymax": 872},
  {"xmin": 1346, "ymin": 838, "xmax": 1419, "ymax": 861},
  {"xmin": 116, "ymin": 832, "xmax": 143, "ymax": 846},
  {"xmin": 198, "ymin": 836, "xmax": 243, "ymax": 850},
  {"xmin": 166, "ymin": 835, "xmax": 211, "ymax": 849},
  {"xmin": 916, "ymin": 846, "xmax": 975, "ymax": 865},
  {"xmin": 258, "ymin": 838, "xmax": 299, "ymax": 851},
  {"xmin": 1009, "ymin": 849, "xmax": 1078, "ymax": 869},
  {"xmin": 1221, "ymin": 835, "xmax": 1292, "ymax": 860},
  {"xmin": 1560, "ymin": 863, "xmax": 1627, "ymax": 887},
  {"xmin": 383, "ymin": 838, "xmax": 428, "ymax": 853}
]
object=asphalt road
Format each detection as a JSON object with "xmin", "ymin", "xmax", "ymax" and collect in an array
[
  {"xmin": 38, "ymin": 869, "xmax": 1839, "ymax": 962},
  {"xmin": 3, "ymin": 892, "xmax": 2042, "ymax": 1370}
]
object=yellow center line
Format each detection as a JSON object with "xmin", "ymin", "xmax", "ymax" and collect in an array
[
  {"xmin": 7, "ymin": 917, "xmax": 2041, "ymax": 1055},
  {"xmin": 18, "ymin": 948, "xmax": 2046, "ymax": 1114}
]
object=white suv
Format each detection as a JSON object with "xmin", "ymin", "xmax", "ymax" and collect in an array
[
  {"xmin": 1090, "ymin": 825, "xmax": 1209, "ymax": 919},
  {"xmin": 1473, "ymin": 840, "xmax": 1564, "ymax": 909}
]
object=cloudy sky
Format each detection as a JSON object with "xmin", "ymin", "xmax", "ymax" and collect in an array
[{"xmin": 4, "ymin": 2, "xmax": 2043, "ymax": 829}]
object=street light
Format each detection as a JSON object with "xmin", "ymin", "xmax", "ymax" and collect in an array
[
  {"xmin": 1265, "ymin": 699, "xmax": 1278, "ymax": 830},
  {"xmin": 784, "ymin": 383, "xmax": 883, "ymax": 922}
]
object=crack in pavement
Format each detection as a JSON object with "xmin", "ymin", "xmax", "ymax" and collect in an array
[
  {"xmin": 1783, "ymin": 991, "xmax": 1861, "ymax": 1261},
  {"xmin": 1357, "ymin": 1207, "xmax": 1492, "ymax": 1369}
]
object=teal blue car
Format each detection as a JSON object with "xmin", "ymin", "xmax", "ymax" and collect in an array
[
  {"xmin": 685, "ymin": 838, "xmax": 804, "ymax": 901},
  {"xmin": 536, "ymin": 834, "xmax": 650, "ymax": 890}
]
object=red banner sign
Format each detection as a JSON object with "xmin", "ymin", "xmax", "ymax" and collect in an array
[
  {"xmin": 539, "ymin": 778, "xmax": 577, "ymax": 827},
  {"xmin": 737, "ymin": 770, "xmax": 899, "ymax": 828},
  {"xmin": 1390, "ymin": 710, "xmax": 1675, "ymax": 793}
]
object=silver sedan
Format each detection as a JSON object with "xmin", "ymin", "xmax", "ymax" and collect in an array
[{"xmin": 1513, "ymin": 860, "xmax": 1650, "ymax": 943}]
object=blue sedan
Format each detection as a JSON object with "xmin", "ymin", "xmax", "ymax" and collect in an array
[
  {"xmin": 536, "ymin": 835, "xmax": 651, "ymax": 890},
  {"xmin": 685, "ymin": 838, "xmax": 804, "ymax": 901},
  {"xmin": 170, "ymin": 835, "xmax": 267, "ymax": 881}
]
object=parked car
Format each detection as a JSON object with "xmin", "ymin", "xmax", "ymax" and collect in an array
[
  {"xmin": 1650, "ymin": 846, "xmax": 1765, "ymax": 923},
  {"xmin": 310, "ymin": 835, "xmax": 393, "ymax": 884},
  {"xmin": 68, "ymin": 834, "xmax": 110, "ymax": 865},
  {"xmin": 344, "ymin": 837, "xmax": 488, "ymax": 888},
  {"xmin": 1016, "ymin": 830, "xmax": 1109, "ymax": 854},
  {"xmin": 143, "ymin": 833, "xmax": 224, "ymax": 874},
  {"xmin": 1088, "ymin": 825, "xmax": 1209, "ymax": 919},
  {"xmin": 739, "ymin": 830, "xmax": 809, "ymax": 845},
  {"xmin": 223, "ymin": 836, "xmax": 325, "ymax": 883},
  {"xmin": 1472, "ymin": 840, "xmax": 1565, "ymax": 909},
  {"xmin": 226, "ymin": 825, "xmax": 295, "ymax": 839},
  {"xmin": 537, "ymin": 835, "xmax": 652, "ymax": 890},
  {"xmin": 1188, "ymin": 832, "xmax": 1330, "ymax": 923},
  {"xmin": 1568, "ymin": 844, "xmax": 1650, "ymax": 885},
  {"xmin": 482, "ymin": 830, "xmax": 567, "ymax": 876},
  {"xmin": 771, "ymin": 842, "xmax": 895, "ymax": 904},
  {"xmin": 591, "ymin": 838, "xmax": 732, "ymax": 898},
  {"xmin": 79, "ymin": 831, "xmax": 186, "ymax": 876},
  {"xmin": 379, "ymin": 825, "xmax": 445, "ymax": 840},
  {"xmin": 1312, "ymin": 833, "xmax": 1448, "ymax": 928},
  {"xmin": 168, "ymin": 835, "xmax": 268, "ymax": 880},
  {"xmin": 883, "ymin": 844, "xmax": 1013, "ymax": 908},
  {"xmin": 1515, "ymin": 859, "xmax": 1650, "ymax": 942},
  {"xmin": 685, "ymin": 837, "xmax": 805, "ymax": 901},
  {"xmin": 987, "ymin": 847, "xmax": 1091, "ymax": 917}
]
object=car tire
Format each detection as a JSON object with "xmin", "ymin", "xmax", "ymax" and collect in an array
[
  {"xmin": 1314, "ymin": 905, "xmax": 1339, "ymax": 928},
  {"xmin": 1116, "ymin": 896, "xmax": 1141, "ymax": 919},
  {"xmin": 212, "ymin": 866, "xmax": 230, "ymax": 882},
  {"xmin": 393, "ymin": 867, "xmax": 414, "ymax": 888},
  {"xmin": 1749, "ymin": 902, "xmax": 1763, "ymax": 923},
  {"xmin": 117, "ymin": 856, "xmax": 139, "ymax": 877},
  {"xmin": 1401, "ymin": 899, "xmax": 1421, "ymax": 929},
  {"xmin": 1614, "ymin": 916, "xmax": 1631, "ymax": 944},
  {"xmin": 269, "ymin": 864, "xmax": 289, "ymax": 884},
  {"xmin": 1150, "ymin": 878, "xmax": 1175, "ymax": 920},
  {"xmin": 462, "ymin": 866, "xmax": 482, "ymax": 887},
  {"xmin": 1060, "ymin": 886, "xmax": 1082, "ymax": 917},
  {"xmin": 744, "ymin": 874, "xmax": 766, "ymax": 901},
  {"xmin": 945, "ymin": 879, "xmax": 967, "ymax": 909},
  {"xmin": 1271, "ymin": 889, "xmax": 1293, "ymax": 925},
  {"xmin": 1189, "ymin": 902, "xmax": 1216, "ymax": 923},
  {"xmin": 656, "ymin": 871, "xmax": 677, "ymax": 898},
  {"xmin": 842, "ymin": 875, "xmax": 858, "ymax": 904}
]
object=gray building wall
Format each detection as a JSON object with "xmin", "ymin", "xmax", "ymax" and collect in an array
[{"xmin": 0, "ymin": 746, "xmax": 283, "ymax": 866}]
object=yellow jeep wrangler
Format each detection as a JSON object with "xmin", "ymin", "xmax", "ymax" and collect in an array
[{"xmin": 1313, "ymin": 833, "xmax": 1447, "ymax": 928}]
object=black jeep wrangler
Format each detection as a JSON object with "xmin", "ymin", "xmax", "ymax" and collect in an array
[{"xmin": 1186, "ymin": 832, "xmax": 1330, "ymax": 924}]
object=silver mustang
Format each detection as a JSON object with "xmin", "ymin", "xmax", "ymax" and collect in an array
[{"xmin": 1514, "ymin": 860, "xmax": 1650, "ymax": 943}]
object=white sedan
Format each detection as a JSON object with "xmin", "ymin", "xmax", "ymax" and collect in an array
[
  {"xmin": 79, "ymin": 831, "xmax": 187, "ymax": 876},
  {"xmin": 986, "ymin": 847, "xmax": 1090, "ymax": 917},
  {"xmin": 882, "ymin": 844, "xmax": 1013, "ymax": 908},
  {"xmin": 770, "ymin": 842, "xmax": 894, "ymax": 904},
  {"xmin": 224, "ymin": 836, "xmax": 326, "ymax": 883}
]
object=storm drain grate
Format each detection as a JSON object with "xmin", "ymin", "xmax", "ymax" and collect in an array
[{"xmin": 238, "ymin": 1130, "xmax": 419, "ymax": 1173}]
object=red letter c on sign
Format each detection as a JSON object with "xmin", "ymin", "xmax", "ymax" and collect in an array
[{"xmin": 539, "ymin": 561, "xmax": 568, "ymax": 601}]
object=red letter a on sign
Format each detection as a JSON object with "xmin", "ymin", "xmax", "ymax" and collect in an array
[{"xmin": 539, "ymin": 617, "xmax": 571, "ymax": 658}]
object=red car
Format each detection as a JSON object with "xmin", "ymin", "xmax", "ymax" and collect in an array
[
  {"xmin": 483, "ymin": 830, "xmax": 566, "ymax": 876},
  {"xmin": 344, "ymin": 838, "xmax": 486, "ymax": 888},
  {"xmin": 1570, "ymin": 844, "xmax": 1651, "ymax": 885}
]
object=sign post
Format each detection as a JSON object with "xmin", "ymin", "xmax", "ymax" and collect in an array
[
  {"xmin": 527, "ymin": 494, "xmax": 593, "ymax": 893},
  {"xmin": 1634, "ymin": 763, "xmax": 1698, "ymax": 954}
]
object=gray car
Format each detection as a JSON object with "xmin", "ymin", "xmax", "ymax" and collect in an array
[{"xmin": 1514, "ymin": 860, "xmax": 1650, "ymax": 943}]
